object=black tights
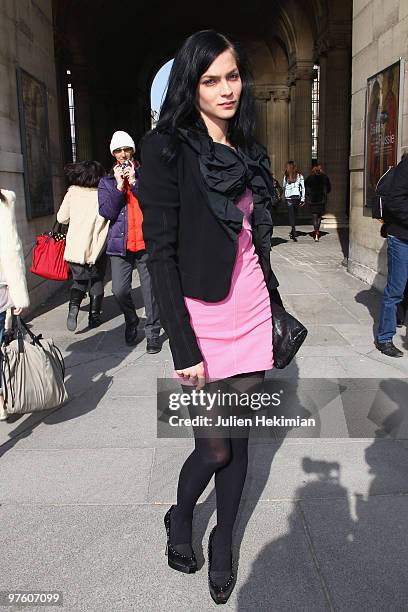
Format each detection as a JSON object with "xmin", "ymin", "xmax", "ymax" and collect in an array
[
  {"xmin": 312, "ymin": 213, "xmax": 322, "ymax": 232},
  {"xmin": 170, "ymin": 371, "xmax": 264, "ymax": 582},
  {"xmin": 287, "ymin": 196, "xmax": 300, "ymax": 231}
]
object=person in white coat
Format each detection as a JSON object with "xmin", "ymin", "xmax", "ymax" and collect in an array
[
  {"xmin": 0, "ymin": 189, "xmax": 30, "ymax": 421},
  {"xmin": 283, "ymin": 160, "xmax": 305, "ymax": 241},
  {"xmin": 57, "ymin": 161, "xmax": 109, "ymax": 331}
]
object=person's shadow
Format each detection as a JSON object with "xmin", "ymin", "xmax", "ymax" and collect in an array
[
  {"xmin": 236, "ymin": 457, "xmax": 353, "ymax": 611},
  {"xmin": 234, "ymin": 378, "xmax": 408, "ymax": 610},
  {"xmin": 336, "ymin": 226, "xmax": 350, "ymax": 260},
  {"xmin": 354, "ymin": 239, "xmax": 387, "ymax": 340}
]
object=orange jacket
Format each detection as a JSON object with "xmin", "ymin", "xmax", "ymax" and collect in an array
[{"xmin": 119, "ymin": 161, "xmax": 145, "ymax": 252}]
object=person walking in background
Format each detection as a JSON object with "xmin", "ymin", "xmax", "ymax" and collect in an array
[
  {"xmin": 57, "ymin": 161, "xmax": 109, "ymax": 331},
  {"xmin": 283, "ymin": 161, "xmax": 305, "ymax": 241},
  {"xmin": 139, "ymin": 30, "xmax": 281, "ymax": 604},
  {"xmin": 305, "ymin": 162, "xmax": 331, "ymax": 241},
  {"xmin": 98, "ymin": 131, "xmax": 161, "ymax": 352},
  {"xmin": 0, "ymin": 189, "xmax": 30, "ymax": 421}
]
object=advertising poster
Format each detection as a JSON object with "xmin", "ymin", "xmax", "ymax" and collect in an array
[
  {"xmin": 16, "ymin": 67, "xmax": 54, "ymax": 218},
  {"xmin": 365, "ymin": 61, "xmax": 401, "ymax": 208}
]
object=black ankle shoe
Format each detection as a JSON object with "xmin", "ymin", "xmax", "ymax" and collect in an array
[
  {"xmin": 375, "ymin": 340, "xmax": 403, "ymax": 357},
  {"xmin": 67, "ymin": 304, "xmax": 79, "ymax": 332},
  {"xmin": 88, "ymin": 295, "xmax": 103, "ymax": 328},
  {"xmin": 146, "ymin": 337, "xmax": 162, "ymax": 354},
  {"xmin": 125, "ymin": 318, "xmax": 140, "ymax": 345},
  {"xmin": 289, "ymin": 230, "xmax": 298, "ymax": 242},
  {"xmin": 164, "ymin": 506, "xmax": 197, "ymax": 574},
  {"xmin": 66, "ymin": 288, "xmax": 84, "ymax": 332},
  {"xmin": 208, "ymin": 526, "xmax": 235, "ymax": 604}
]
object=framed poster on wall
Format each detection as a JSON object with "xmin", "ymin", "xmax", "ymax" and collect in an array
[
  {"xmin": 16, "ymin": 67, "xmax": 54, "ymax": 219},
  {"xmin": 364, "ymin": 59, "xmax": 404, "ymax": 209}
]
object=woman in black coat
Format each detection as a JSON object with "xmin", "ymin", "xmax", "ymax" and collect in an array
[
  {"xmin": 305, "ymin": 163, "xmax": 331, "ymax": 241},
  {"xmin": 139, "ymin": 30, "xmax": 281, "ymax": 604}
]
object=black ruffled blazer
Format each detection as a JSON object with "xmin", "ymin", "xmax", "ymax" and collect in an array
[{"xmin": 138, "ymin": 129, "xmax": 281, "ymax": 370}]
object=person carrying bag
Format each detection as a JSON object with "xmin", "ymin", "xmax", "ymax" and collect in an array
[
  {"xmin": 0, "ymin": 188, "xmax": 30, "ymax": 421},
  {"xmin": 57, "ymin": 160, "xmax": 109, "ymax": 331}
]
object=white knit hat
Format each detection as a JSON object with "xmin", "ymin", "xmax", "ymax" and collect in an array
[{"xmin": 109, "ymin": 130, "xmax": 135, "ymax": 154}]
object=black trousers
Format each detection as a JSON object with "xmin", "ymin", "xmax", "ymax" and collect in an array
[
  {"xmin": 110, "ymin": 250, "xmax": 161, "ymax": 340},
  {"xmin": 70, "ymin": 255, "xmax": 107, "ymax": 297},
  {"xmin": 287, "ymin": 196, "xmax": 300, "ymax": 229}
]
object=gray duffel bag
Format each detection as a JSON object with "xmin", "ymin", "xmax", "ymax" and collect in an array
[{"xmin": 1, "ymin": 317, "xmax": 68, "ymax": 415}]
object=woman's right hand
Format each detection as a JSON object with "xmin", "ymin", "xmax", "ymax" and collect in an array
[
  {"xmin": 175, "ymin": 361, "xmax": 206, "ymax": 389},
  {"xmin": 114, "ymin": 165, "xmax": 125, "ymax": 191}
]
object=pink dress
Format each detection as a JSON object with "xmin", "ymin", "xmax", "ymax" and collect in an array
[{"xmin": 174, "ymin": 188, "xmax": 273, "ymax": 382}]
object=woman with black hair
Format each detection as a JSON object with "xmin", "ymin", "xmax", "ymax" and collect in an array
[
  {"xmin": 139, "ymin": 30, "xmax": 281, "ymax": 603},
  {"xmin": 57, "ymin": 160, "xmax": 108, "ymax": 330}
]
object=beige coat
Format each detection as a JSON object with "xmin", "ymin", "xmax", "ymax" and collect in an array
[
  {"xmin": 0, "ymin": 189, "xmax": 30, "ymax": 309},
  {"xmin": 57, "ymin": 185, "xmax": 109, "ymax": 265}
]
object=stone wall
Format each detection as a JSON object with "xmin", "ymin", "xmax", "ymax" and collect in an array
[
  {"xmin": 0, "ymin": 0, "xmax": 65, "ymax": 310},
  {"xmin": 348, "ymin": 0, "xmax": 408, "ymax": 290}
]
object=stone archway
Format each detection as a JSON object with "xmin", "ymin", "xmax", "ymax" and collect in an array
[{"xmin": 53, "ymin": 0, "xmax": 352, "ymax": 225}]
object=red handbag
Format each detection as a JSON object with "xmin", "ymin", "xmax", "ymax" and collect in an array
[{"xmin": 30, "ymin": 226, "xmax": 70, "ymax": 281}]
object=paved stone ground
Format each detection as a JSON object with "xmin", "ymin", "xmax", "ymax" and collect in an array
[{"xmin": 1, "ymin": 225, "xmax": 408, "ymax": 612}]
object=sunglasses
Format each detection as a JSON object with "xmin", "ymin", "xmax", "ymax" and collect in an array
[{"xmin": 113, "ymin": 147, "xmax": 133, "ymax": 154}]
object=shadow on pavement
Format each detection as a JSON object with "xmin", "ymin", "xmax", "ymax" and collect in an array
[
  {"xmin": 236, "ymin": 379, "xmax": 408, "ymax": 610},
  {"xmin": 0, "ymin": 325, "xmax": 146, "ymax": 458}
]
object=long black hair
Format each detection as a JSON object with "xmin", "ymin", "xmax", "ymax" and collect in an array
[
  {"xmin": 155, "ymin": 30, "xmax": 255, "ymax": 160},
  {"xmin": 64, "ymin": 161, "xmax": 106, "ymax": 188}
]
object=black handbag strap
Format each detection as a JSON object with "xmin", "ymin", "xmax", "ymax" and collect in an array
[
  {"xmin": 51, "ymin": 219, "xmax": 65, "ymax": 234},
  {"xmin": 16, "ymin": 316, "xmax": 44, "ymax": 348},
  {"xmin": 17, "ymin": 316, "xmax": 65, "ymax": 378},
  {"xmin": 1, "ymin": 349, "xmax": 14, "ymax": 407}
]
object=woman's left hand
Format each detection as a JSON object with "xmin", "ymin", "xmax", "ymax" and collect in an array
[
  {"xmin": 13, "ymin": 307, "xmax": 24, "ymax": 316},
  {"xmin": 300, "ymin": 200, "xmax": 306, "ymax": 207}
]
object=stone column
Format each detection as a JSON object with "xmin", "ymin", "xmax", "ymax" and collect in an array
[
  {"xmin": 314, "ymin": 29, "xmax": 351, "ymax": 228},
  {"xmin": 254, "ymin": 87, "xmax": 270, "ymax": 149},
  {"xmin": 268, "ymin": 86, "xmax": 290, "ymax": 179},
  {"xmin": 288, "ymin": 62, "xmax": 315, "ymax": 176},
  {"xmin": 320, "ymin": 43, "xmax": 351, "ymax": 228}
]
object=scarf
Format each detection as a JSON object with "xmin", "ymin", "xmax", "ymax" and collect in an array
[
  {"xmin": 115, "ymin": 160, "xmax": 145, "ymax": 252},
  {"xmin": 177, "ymin": 128, "xmax": 274, "ymax": 242}
]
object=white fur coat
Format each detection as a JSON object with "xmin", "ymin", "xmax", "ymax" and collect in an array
[{"xmin": 0, "ymin": 189, "xmax": 30, "ymax": 309}]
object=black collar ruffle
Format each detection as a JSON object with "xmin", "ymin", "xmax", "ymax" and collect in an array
[{"xmin": 178, "ymin": 128, "xmax": 274, "ymax": 241}]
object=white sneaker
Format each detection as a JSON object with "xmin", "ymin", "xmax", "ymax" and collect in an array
[{"xmin": 0, "ymin": 399, "xmax": 8, "ymax": 421}]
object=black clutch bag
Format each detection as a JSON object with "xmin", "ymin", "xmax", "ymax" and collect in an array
[{"xmin": 272, "ymin": 302, "xmax": 308, "ymax": 369}]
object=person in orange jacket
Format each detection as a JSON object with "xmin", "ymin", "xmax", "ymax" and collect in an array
[{"xmin": 98, "ymin": 131, "xmax": 161, "ymax": 351}]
